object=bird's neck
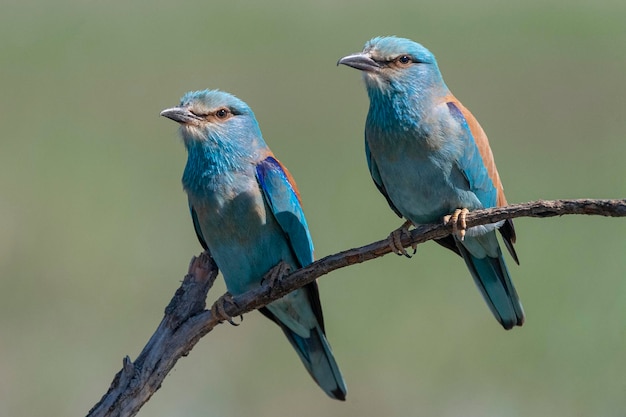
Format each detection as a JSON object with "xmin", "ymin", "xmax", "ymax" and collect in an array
[
  {"xmin": 366, "ymin": 79, "xmax": 449, "ymax": 140},
  {"xmin": 182, "ymin": 139, "xmax": 254, "ymax": 197}
]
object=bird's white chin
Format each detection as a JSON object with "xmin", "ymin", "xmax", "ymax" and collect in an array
[
  {"xmin": 181, "ymin": 124, "xmax": 209, "ymax": 142},
  {"xmin": 362, "ymin": 72, "xmax": 386, "ymax": 89}
]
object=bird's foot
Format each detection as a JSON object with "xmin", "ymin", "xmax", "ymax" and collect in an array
[
  {"xmin": 387, "ymin": 220, "xmax": 417, "ymax": 258},
  {"xmin": 443, "ymin": 208, "xmax": 470, "ymax": 241},
  {"xmin": 262, "ymin": 261, "xmax": 292, "ymax": 297},
  {"xmin": 211, "ymin": 292, "xmax": 242, "ymax": 326}
]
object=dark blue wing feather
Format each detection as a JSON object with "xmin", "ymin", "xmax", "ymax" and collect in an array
[
  {"xmin": 256, "ymin": 156, "xmax": 314, "ymax": 267},
  {"xmin": 189, "ymin": 201, "xmax": 208, "ymax": 251},
  {"xmin": 365, "ymin": 137, "xmax": 403, "ymax": 217}
]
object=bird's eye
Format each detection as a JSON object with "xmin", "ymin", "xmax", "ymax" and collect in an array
[
  {"xmin": 215, "ymin": 108, "xmax": 230, "ymax": 119},
  {"xmin": 397, "ymin": 55, "xmax": 412, "ymax": 65}
]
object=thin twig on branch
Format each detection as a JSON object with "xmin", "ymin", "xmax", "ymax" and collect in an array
[{"xmin": 86, "ymin": 198, "xmax": 626, "ymax": 417}]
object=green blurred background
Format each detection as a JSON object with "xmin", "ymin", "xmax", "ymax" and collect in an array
[{"xmin": 2, "ymin": 0, "xmax": 626, "ymax": 416}]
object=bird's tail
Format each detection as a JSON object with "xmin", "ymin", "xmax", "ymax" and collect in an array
[
  {"xmin": 457, "ymin": 232, "xmax": 525, "ymax": 330},
  {"xmin": 271, "ymin": 314, "xmax": 347, "ymax": 400}
]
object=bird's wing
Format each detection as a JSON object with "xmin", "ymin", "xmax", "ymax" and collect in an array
[
  {"xmin": 255, "ymin": 155, "xmax": 325, "ymax": 329},
  {"xmin": 445, "ymin": 100, "xmax": 498, "ymax": 208},
  {"xmin": 189, "ymin": 201, "xmax": 209, "ymax": 251},
  {"xmin": 365, "ymin": 135, "xmax": 403, "ymax": 218},
  {"xmin": 445, "ymin": 98, "xmax": 518, "ymax": 263},
  {"xmin": 255, "ymin": 155, "xmax": 314, "ymax": 268}
]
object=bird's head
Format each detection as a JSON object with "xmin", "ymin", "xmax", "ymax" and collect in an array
[
  {"xmin": 161, "ymin": 89, "xmax": 264, "ymax": 150},
  {"xmin": 338, "ymin": 36, "xmax": 446, "ymax": 97}
]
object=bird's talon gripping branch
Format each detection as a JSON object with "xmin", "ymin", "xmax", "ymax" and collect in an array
[
  {"xmin": 443, "ymin": 208, "xmax": 470, "ymax": 240},
  {"xmin": 261, "ymin": 261, "xmax": 292, "ymax": 296},
  {"xmin": 211, "ymin": 293, "xmax": 242, "ymax": 326},
  {"xmin": 387, "ymin": 220, "xmax": 416, "ymax": 257}
]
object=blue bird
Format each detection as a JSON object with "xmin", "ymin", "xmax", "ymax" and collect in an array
[
  {"xmin": 338, "ymin": 37, "xmax": 524, "ymax": 330},
  {"xmin": 160, "ymin": 89, "xmax": 347, "ymax": 399}
]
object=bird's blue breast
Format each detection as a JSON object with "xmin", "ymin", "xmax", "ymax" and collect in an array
[
  {"xmin": 188, "ymin": 171, "xmax": 296, "ymax": 295},
  {"xmin": 365, "ymin": 100, "xmax": 484, "ymax": 224},
  {"xmin": 183, "ymin": 142, "xmax": 296, "ymax": 295}
]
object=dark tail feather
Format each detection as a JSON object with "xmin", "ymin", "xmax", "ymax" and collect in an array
[
  {"xmin": 499, "ymin": 219, "xmax": 520, "ymax": 265},
  {"xmin": 260, "ymin": 308, "xmax": 347, "ymax": 400},
  {"xmin": 456, "ymin": 243, "xmax": 525, "ymax": 330}
]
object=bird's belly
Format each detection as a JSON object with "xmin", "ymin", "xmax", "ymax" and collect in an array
[
  {"xmin": 377, "ymin": 153, "xmax": 479, "ymax": 224},
  {"xmin": 191, "ymin": 185, "xmax": 296, "ymax": 295}
]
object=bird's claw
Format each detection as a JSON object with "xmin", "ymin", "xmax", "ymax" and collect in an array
[
  {"xmin": 211, "ymin": 293, "xmax": 242, "ymax": 326},
  {"xmin": 443, "ymin": 208, "xmax": 470, "ymax": 240},
  {"xmin": 261, "ymin": 261, "xmax": 292, "ymax": 297},
  {"xmin": 387, "ymin": 220, "xmax": 417, "ymax": 258}
]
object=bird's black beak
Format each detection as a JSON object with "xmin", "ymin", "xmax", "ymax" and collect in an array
[
  {"xmin": 160, "ymin": 107, "xmax": 200, "ymax": 125},
  {"xmin": 337, "ymin": 53, "xmax": 381, "ymax": 73}
]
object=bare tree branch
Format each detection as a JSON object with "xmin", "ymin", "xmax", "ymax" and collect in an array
[
  {"xmin": 87, "ymin": 254, "xmax": 220, "ymax": 417},
  {"xmin": 86, "ymin": 198, "xmax": 626, "ymax": 417}
]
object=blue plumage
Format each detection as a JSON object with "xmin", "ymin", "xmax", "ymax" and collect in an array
[
  {"xmin": 256, "ymin": 156, "xmax": 314, "ymax": 267},
  {"xmin": 161, "ymin": 89, "xmax": 347, "ymax": 399},
  {"xmin": 339, "ymin": 37, "xmax": 524, "ymax": 329}
]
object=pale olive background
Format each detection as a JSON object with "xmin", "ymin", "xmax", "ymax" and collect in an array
[{"xmin": 2, "ymin": 0, "xmax": 626, "ymax": 416}]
